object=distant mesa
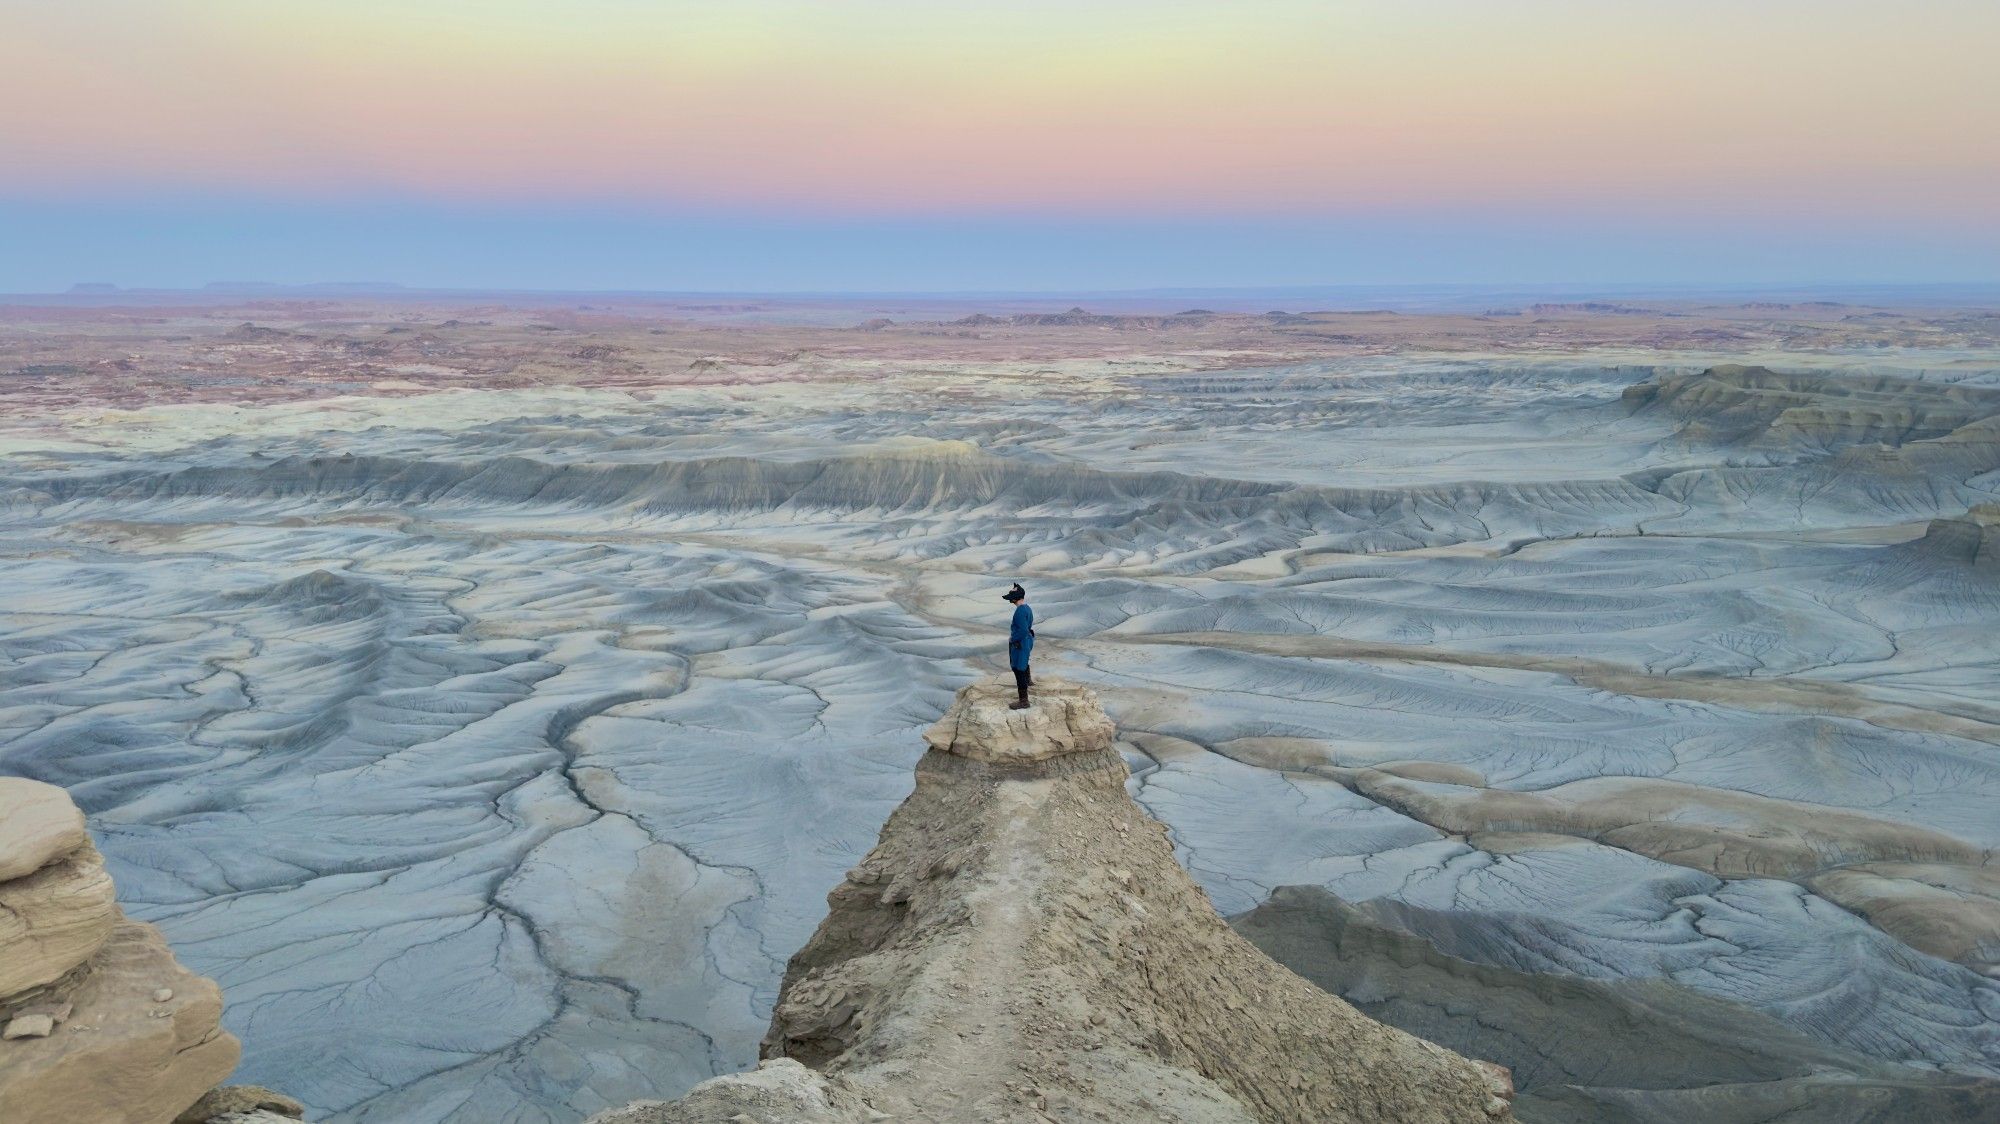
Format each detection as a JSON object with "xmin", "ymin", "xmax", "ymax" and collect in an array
[
  {"xmin": 1528, "ymin": 301, "xmax": 1658, "ymax": 315},
  {"xmin": 949, "ymin": 307, "xmax": 1151, "ymax": 329},
  {"xmin": 65, "ymin": 282, "xmax": 119, "ymax": 294},
  {"xmin": 227, "ymin": 322, "xmax": 292, "ymax": 340},
  {"xmin": 200, "ymin": 281, "xmax": 407, "ymax": 294},
  {"xmin": 1012, "ymin": 305, "xmax": 1118, "ymax": 327}
]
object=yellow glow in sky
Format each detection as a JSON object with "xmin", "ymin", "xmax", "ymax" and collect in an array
[{"xmin": 3, "ymin": 0, "xmax": 1996, "ymax": 224}]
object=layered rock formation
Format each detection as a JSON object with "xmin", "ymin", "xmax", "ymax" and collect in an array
[
  {"xmin": 1919, "ymin": 502, "xmax": 2000, "ymax": 573},
  {"xmin": 1620, "ymin": 364, "xmax": 2000, "ymax": 452},
  {"xmin": 0, "ymin": 777, "xmax": 242, "ymax": 1124},
  {"xmin": 590, "ymin": 679, "xmax": 1514, "ymax": 1123}
]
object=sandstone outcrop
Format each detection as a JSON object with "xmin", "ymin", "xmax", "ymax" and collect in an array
[
  {"xmin": 919, "ymin": 676, "xmax": 1118, "ymax": 764},
  {"xmin": 0, "ymin": 778, "xmax": 89, "ymax": 882},
  {"xmin": 0, "ymin": 833, "xmax": 118, "ymax": 1002},
  {"xmin": 589, "ymin": 678, "xmax": 1514, "ymax": 1123},
  {"xmin": 0, "ymin": 777, "xmax": 242, "ymax": 1124}
]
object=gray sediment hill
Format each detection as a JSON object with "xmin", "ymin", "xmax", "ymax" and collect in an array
[
  {"xmin": 1234, "ymin": 886, "xmax": 2000, "ymax": 1123},
  {"xmin": 590, "ymin": 678, "xmax": 1515, "ymax": 1123}
]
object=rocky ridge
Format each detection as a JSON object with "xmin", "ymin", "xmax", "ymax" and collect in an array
[{"xmin": 589, "ymin": 678, "xmax": 1514, "ymax": 1123}]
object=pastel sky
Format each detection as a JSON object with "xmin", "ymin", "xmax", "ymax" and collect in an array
[{"xmin": 3, "ymin": 1, "xmax": 1996, "ymax": 291}]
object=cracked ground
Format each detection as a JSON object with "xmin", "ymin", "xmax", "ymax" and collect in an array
[{"xmin": 5, "ymin": 317, "xmax": 2000, "ymax": 1120}]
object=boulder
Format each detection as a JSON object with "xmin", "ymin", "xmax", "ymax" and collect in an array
[
  {"xmin": 586, "ymin": 1059, "xmax": 875, "ymax": 1123},
  {"xmin": 3, "ymin": 1015, "xmax": 55, "ymax": 1040},
  {"xmin": 0, "ymin": 779, "xmax": 89, "ymax": 881},
  {"xmin": 175, "ymin": 1085, "xmax": 307, "ymax": 1122}
]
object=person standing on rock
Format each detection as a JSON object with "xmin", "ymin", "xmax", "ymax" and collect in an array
[{"xmin": 1004, "ymin": 582, "xmax": 1035, "ymax": 709}]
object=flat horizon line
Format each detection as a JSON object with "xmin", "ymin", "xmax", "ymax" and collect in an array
[{"xmin": 11, "ymin": 279, "xmax": 2000, "ymax": 306}]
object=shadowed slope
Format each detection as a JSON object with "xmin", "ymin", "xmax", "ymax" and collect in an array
[{"xmin": 1235, "ymin": 887, "xmax": 2000, "ymax": 1123}]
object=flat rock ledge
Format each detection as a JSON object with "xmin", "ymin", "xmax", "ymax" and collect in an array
[
  {"xmin": 588, "ymin": 681, "xmax": 1515, "ymax": 1123},
  {"xmin": 920, "ymin": 676, "xmax": 1116, "ymax": 765},
  {"xmin": 0, "ymin": 777, "xmax": 248, "ymax": 1124}
]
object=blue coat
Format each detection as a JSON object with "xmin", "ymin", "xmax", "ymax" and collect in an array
[{"xmin": 1008, "ymin": 604, "xmax": 1035, "ymax": 670}]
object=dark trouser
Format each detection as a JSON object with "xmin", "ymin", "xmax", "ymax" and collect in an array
[{"xmin": 1013, "ymin": 665, "xmax": 1031, "ymax": 702}]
